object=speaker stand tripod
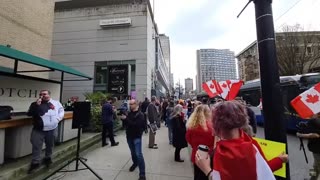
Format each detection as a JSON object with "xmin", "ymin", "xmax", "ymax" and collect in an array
[{"xmin": 44, "ymin": 125, "xmax": 103, "ymax": 180}]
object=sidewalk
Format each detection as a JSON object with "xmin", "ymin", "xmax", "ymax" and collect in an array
[{"xmin": 48, "ymin": 126, "xmax": 193, "ymax": 180}]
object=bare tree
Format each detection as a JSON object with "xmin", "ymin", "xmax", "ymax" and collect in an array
[{"xmin": 276, "ymin": 24, "xmax": 320, "ymax": 76}]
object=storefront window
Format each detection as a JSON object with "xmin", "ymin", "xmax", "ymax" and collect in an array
[{"xmin": 94, "ymin": 62, "xmax": 136, "ymax": 93}]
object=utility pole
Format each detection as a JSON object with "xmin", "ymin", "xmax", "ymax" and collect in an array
[
  {"xmin": 238, "ymin": 1, "xmax": 289, "ymax": 179},
  {"xmin": 253, "ymin": 0, "xmax": 289, "ymax": 179}
]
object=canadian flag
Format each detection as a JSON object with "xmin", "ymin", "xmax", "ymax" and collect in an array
[
  {"xmin": 291, "ymin": 82, "xmax": 320, "ymax": 119},
  {"xmin": 202, "ymin": 80, "xmax": 220, "ymax": 98},
  {"xmin": 218, "ymin": 80, "xmax": 244, "ymax": 100}
]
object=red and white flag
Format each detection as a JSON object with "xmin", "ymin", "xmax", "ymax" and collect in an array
[
  {"xmin": 202, "ymin": 80, "xmax": 220, "ymax": 98},
  {"xmin": 211, "ymin": 131, "xmax": 275, "ymax": 180},
  {"xmin": 291, "ymin": 82, "xmax": 320, "ymax": 119},
  {"xmin": 218, "ymin": 80, "xmax": 244, "ymax": 100}
]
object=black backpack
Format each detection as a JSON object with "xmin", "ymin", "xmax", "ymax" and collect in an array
[{"xmin": 0, "ymin": 106, "xmax": 13, "ymax": 120}]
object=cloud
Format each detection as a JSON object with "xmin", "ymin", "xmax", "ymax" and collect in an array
[
  {"xmin": 153, "ymin": 0, "xmax": 320, "ymax": 86},
  {"xmin": 153, "ymin": 0, "xmax": 208, "ymax": 33}
]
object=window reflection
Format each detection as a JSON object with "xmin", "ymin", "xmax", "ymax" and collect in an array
[{"xmin": 95, "ymin": 65, "xmax": 107, "ymax": 84}]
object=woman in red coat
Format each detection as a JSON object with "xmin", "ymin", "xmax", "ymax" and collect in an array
[
  {"xmin": 195, "ymin": 101, "xmax": 276, "ymax": 180},
  {"xmin": 186, "ymin": 105, "xmax": 214, "ymax": 180}
]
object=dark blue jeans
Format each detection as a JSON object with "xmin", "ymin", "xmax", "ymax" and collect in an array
[{"xmin": 127, "ymin": 137, "xmax": 145, "ymax": 177}]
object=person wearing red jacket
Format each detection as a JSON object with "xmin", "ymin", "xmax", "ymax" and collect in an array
[
  {"xmin": 186, "ymin": 105, "xmax": 214, "ymax": 180},
  {"xmin": 195, "ymin": 101, "xmax": 276, "ymax": 180}
]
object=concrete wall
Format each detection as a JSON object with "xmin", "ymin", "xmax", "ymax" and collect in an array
[
  {"xmin": 144, "ymin": 7, "xmax": 156, "ymax": 100},
  {"xmin": 51, "ymin": 3, "xmax": 154, "ymax": 102},
  {"xmin": 0, "ymin": 0, "xmax": 54, "ymax": 78}
]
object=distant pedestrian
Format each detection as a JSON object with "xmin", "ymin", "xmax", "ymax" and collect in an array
[
  {"xmin": 202, "ymin": 97, "xmax": 208, "ymax": 105},
  {"xmin": 166, "ymin": 101, "xmax": 175, "ymax": 145},
  {"xmin": 147, "ymin": 96, "xmax": 159, "ymax": 149},
  {"xmin": 235, "ymin": 97, "xmax": 257, "ymax": 135},
  {"xmin": 171, "ymin": 105, "xmax": 188, "ymax": 162},
  {"xmin": 187, "ymin": 100, "xmax": 193, "ymax": 118},
  {"xmin": 161, "ymin": 99, "xmax": 169, "ymax": 123},
  {"xmin": 120, "ymin": 99, "xmax": 146, "ymax": 180},
  {"xmin": 101, "ymin": 97, "xmax": 119, "ymax": 147},
  {"xmin": 27, "ymin": 90, "xmax": 64, "ymax": 174},
  {"xmin": 155, "ymin": 100, "xmax": 161, "ymax": 128},
  {"xmin": 140, "ymin": 97, "xmax": 150, "ymax": 133}
]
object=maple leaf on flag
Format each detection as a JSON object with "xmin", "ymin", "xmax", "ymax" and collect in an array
[
  {"xmin": 210, "ymin": 84, "xmax": 215, "ymax": 89},
  {"xmin": 306, "ymin": 94, "xmax": 319, "ymax": 104},
  {"xmin": 222, "ymin": 83, "xmax": 227, "ymax": 88}
]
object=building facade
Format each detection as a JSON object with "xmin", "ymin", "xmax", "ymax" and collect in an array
[
  {"xmin": 0, "ymin": 0, "xmax": 55, "ymax": 78},
  {"xmin": 236, "ymin": 42, "xmax": 259, "ymax": 82},
  {"xmin": 170, "ymin": 73, "xmax": 174, "ymax": 90},
  {"xmin": 185, "ymin": 78, "xmax": 193, "ymax": 94},
  {"xmin": 236, "ymin": 31, "xmax": 320, "ymax": 82},
  {"xmin": 159, "ymin": 34, "xmax": 171, "ymax": 91},
  {"xmin": 196, "ymin": 49, "xmax": 236, "ymax": 92},
  {"xmin": 51, "ymin": 0, "xmax": 169, "ymax": 102},
  {"xmin": 159, "ymin": 35, "xmax": 170, "ymax": 75}
]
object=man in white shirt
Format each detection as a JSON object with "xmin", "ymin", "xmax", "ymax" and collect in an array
[{"xmin": 27, "ymin": 90, "xmax": 64, "ymax": 174}]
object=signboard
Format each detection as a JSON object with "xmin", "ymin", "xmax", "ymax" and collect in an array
[
  {"xmin": 107, "ymin": 65, "xmax": 128, "ymax": 95},
  {"xmin": 0, "ymin": 76, "xmax": 61, "ymax": 113},
  {"xmin": 99, "ymin": 18, "xmax": 131, "ymax": 27},
  {"xmin": 253, "ymin": 137, "xmax": 286, "ymax": 178}
]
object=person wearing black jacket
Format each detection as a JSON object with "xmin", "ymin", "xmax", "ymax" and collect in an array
[
  {"xmin": 140, "ymin": 97, "xmax": 150, "ymax": 133},
  {"xmin": 120, "ymin": 99, "xmax": 146, "ymax": 180},
  {"xmin": 27, "ymin": 90, "xmax": 64, "ymax": 174},
  {"xmin": 171, "ymin": 105, "xmax": 188, "ymax": 162},
  {"xmin": 147, "ymin": 96, "xmax": 159, "ymax": 149},
  {"xmin": 235, "ymin": 97, "xmax": 257, "ymax": 135},
  {"xmin": 101, "ymin": 97, "xmax": 119, "ymax": 147},
  {"xmin": 246, "ymin": 105, "xmax": 257, "ymax": 135}
]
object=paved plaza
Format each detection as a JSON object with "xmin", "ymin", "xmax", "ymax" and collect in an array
[
  {"xmin": 49, "ymin": 126, "xmax": 193, "ymax": 180},
  {"xmin": 47, "ymin": 126, "xmax": 314, "ymax": 180}
]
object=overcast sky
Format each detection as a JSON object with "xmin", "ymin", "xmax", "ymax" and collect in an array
[{"xmin": 150, "ymin": 0, "xmax": 320, "ymax": 88}]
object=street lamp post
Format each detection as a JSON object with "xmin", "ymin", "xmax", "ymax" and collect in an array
[{"xmin": 253, "ymin": 0, "xmax": 289, "ymax": 179}]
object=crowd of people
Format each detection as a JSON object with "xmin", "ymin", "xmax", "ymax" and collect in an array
[
  {"xmin": 26, "ymin": 90, "xmax": 320, "ymax": 180},
  {"xmin": 100, "ymin": 96, "xmax": 320, "ymax": 180}
]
